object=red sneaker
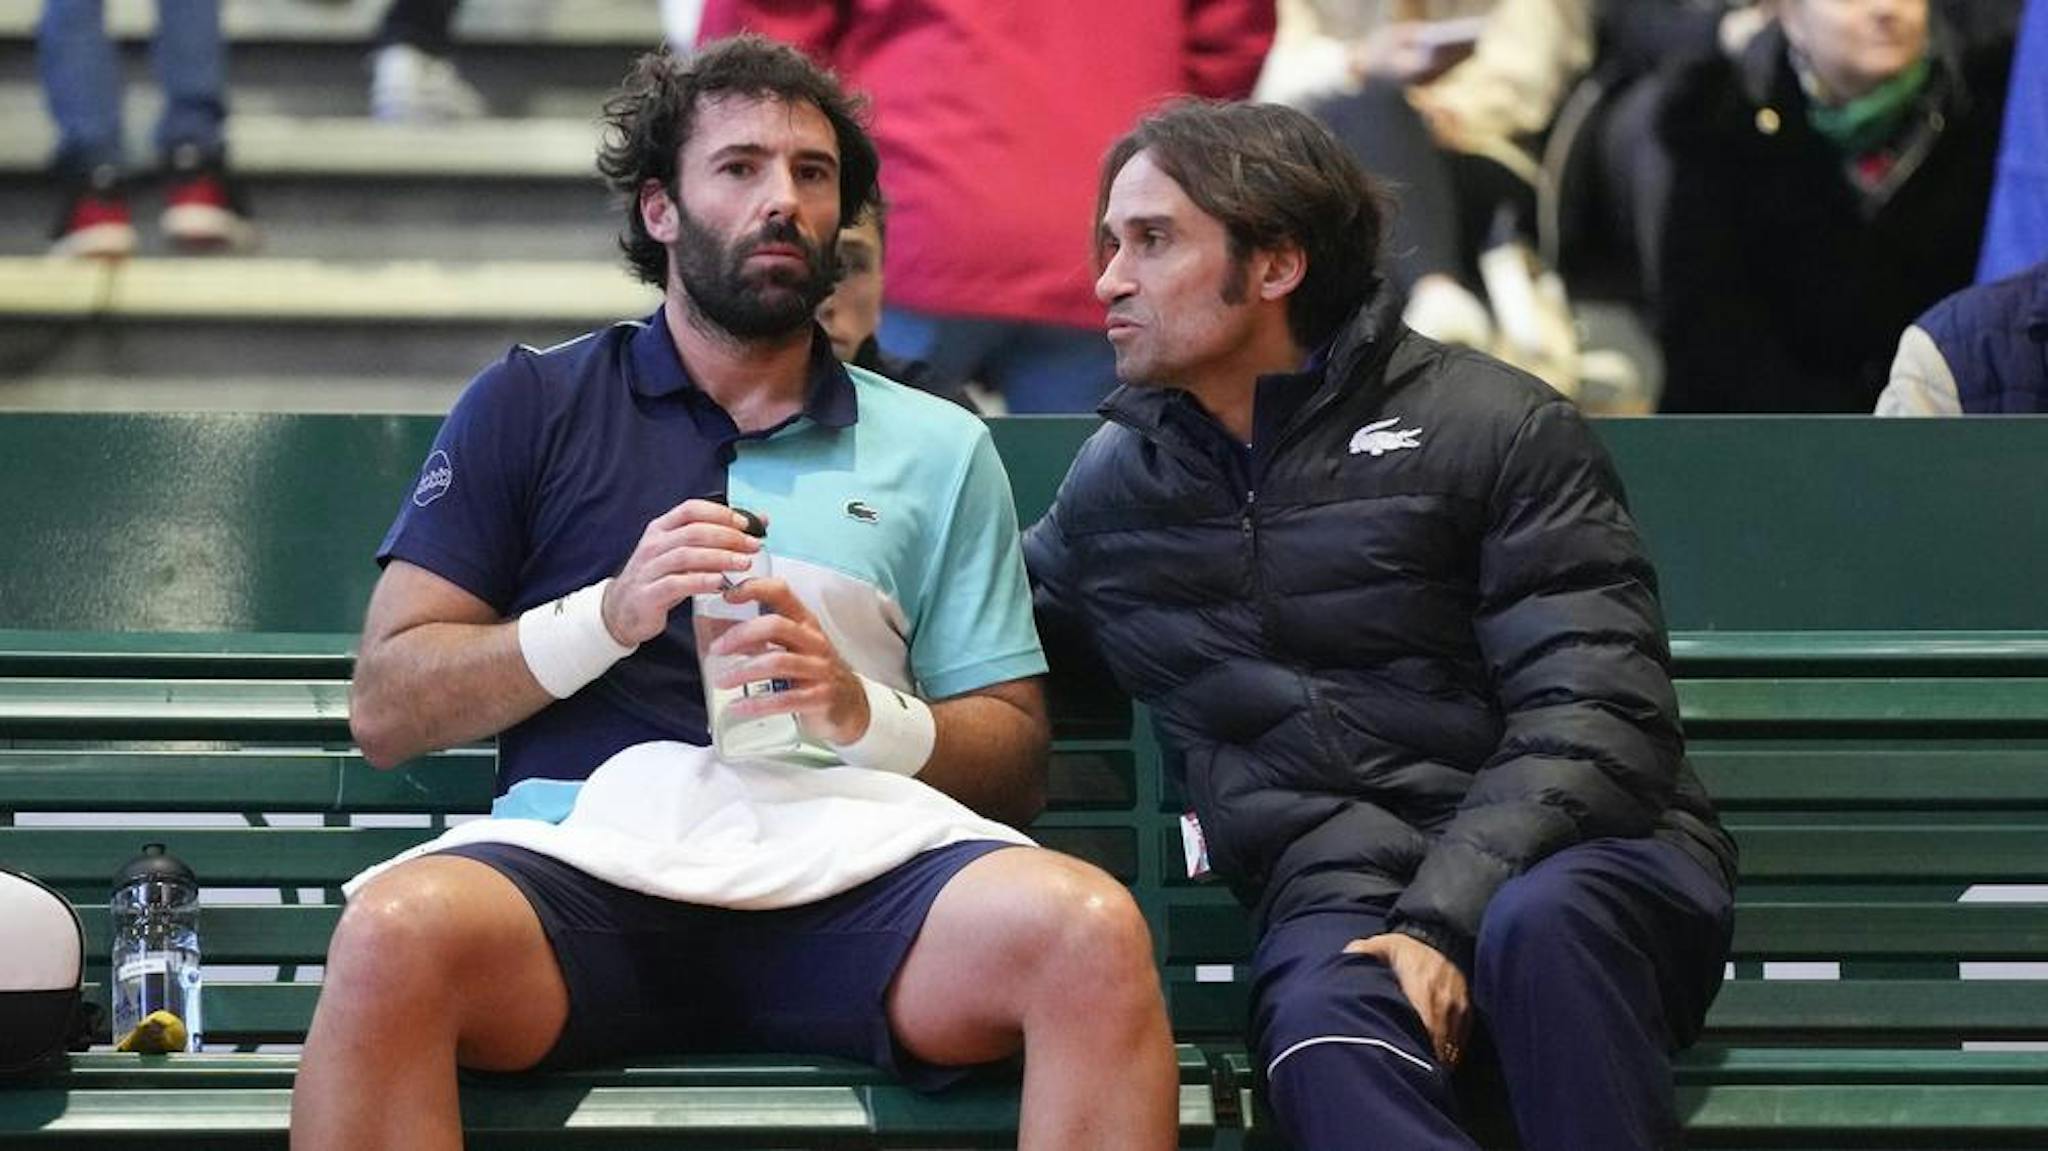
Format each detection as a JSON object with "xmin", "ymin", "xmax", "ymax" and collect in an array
[
  {"xmin": 49, "ymin": 166, "xmax": 137, "ymax": 259},
  {"xmin": 161, "ymin": 147, "xmax": 258, "ymax": 253}
]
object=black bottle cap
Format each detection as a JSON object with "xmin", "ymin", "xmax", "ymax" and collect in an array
[
  {"xmin": 732, "ymin": 506, "xmax": 767, "ymax": 539},
  {"xmin": 114, "ymin": 843, "xmax": 196, "ymax": 890}
]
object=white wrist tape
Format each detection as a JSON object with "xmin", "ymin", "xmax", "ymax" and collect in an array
[
  {"xmin": 830, "ymin": 675, "xmax": 936, "ymax": 776},
  {"xmin": 518, "ymin": 579, "xmax": 638, "ymax": 699}
]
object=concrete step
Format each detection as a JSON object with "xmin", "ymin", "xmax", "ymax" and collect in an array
[
  {"xmin": 0, "ymin": 43, "xmax": 641, "ymax": 122},
  {"xmin": 0, "ymin": 255, "xmax": 653, "ymax": 319},
  {"xmin": 0, "ymin": 114, "xmax": 621, "ymax": 259},
  {"xmin": 0, "ymin": 0, "xmax": 663, "ymax": 122},
  {"xmin": 0, "ymin": 112, "xmax": 605, "ymax": 178},
  {"xmin": 0, "ymin": 0, "xmax": 661, "ymax": 45},
  {"xmin": 0, "ymin": 256, "xmax": 659, "ymax": 387}
]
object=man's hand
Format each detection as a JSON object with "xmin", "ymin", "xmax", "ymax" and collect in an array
[
  {"xmin": 1351, "ymin": 22, "xmax": 1477, "ymax": 87},
  {"xmin": 1344, "ymin": 933, "xmax": 1471, "ymax": 1068},
  {"xmin": 708, "ymin": 578, "xmax": 870, "ymax": 745},
  {"xmin": 602, "ymin": 500, "xmax": 761, "ymax": 645}
]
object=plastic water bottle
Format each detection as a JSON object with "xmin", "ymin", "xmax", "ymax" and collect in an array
[
  {"xmin": 693, "ymin": 510, "xmax": 803, "ymax": 762},
  {"xmin": 109, "ymin": 843, "xmax": 202, "ymax": 1053}
]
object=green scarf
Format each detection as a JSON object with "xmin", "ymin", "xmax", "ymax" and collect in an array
[{"xmin": 1806, "ymin": 54, "xmax": 1933, "ymax": 156}]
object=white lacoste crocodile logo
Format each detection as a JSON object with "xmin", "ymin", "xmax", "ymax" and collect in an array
[{"xmin": 1348, "ymin": 418, "xmax": 1423, "ymax": 457}]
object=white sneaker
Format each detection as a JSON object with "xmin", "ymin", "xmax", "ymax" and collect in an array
[{"xmin": 370, "ymin": 43, "xmax": 487, "ymax": 123}]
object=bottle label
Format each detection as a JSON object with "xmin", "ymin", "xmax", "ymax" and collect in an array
[{"xmin": 117, "ymin": 955, "xmax": 170, "ymax": 982}]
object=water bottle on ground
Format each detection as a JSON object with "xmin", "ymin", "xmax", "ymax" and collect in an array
[{"xmin": 109, "ymin": 843, "xmax": 202, "ymax": 1053}]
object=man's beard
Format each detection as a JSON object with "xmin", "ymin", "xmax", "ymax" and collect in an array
[{"xmin": 672, "ymin": 206, "xmax": 836, "ymax": 341}]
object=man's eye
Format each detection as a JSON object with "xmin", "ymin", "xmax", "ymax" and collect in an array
[
  {"xmin": 797, "ymin": 165, "xmax": 833, "ymax": 183},
  {"xmin": 720, "ymin": 161, "xmax": 753, "ymax": 177}
]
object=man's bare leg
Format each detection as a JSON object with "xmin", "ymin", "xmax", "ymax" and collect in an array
[
  {"xmin": 887, "ymin": 847, "xmax": 1178, "ymax": 1151},
  {"xmin": 291, "ymin": 856, "xmax": 569, "ymax": 1151}
]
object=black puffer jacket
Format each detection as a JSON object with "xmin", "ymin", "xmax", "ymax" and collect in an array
[{"xmin": 1024, "ymin": 299, "xmax": 1735, "ymax": 971}]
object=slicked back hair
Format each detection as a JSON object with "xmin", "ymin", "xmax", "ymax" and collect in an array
[
  {"xmin": 597, "ymin": 36, "xmax": 880, "ymax": 287},
  {"xmin": 1097, "ymin": 100, "xmax": 1386, "ymax": 349}
]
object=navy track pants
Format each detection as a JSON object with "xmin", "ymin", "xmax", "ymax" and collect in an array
[{"xmin": 1250, "ymin": 837, "xmax": 1733, "ymax": 1150}]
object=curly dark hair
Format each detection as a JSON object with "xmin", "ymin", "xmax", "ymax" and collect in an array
[
  {"xmin": 596, "ymin": 36, "xmax": 881, "ymax": 287},
  {"xmin": 1096, "ymin": 100, "xmax": 1388, "ymax": 350}
]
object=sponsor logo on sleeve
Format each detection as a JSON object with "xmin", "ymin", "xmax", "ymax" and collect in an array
[{"xmin": 413, "ymin": 450, "xmax": 454, "ymax": 507}]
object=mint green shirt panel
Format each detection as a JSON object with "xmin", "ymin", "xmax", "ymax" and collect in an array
[{"xmin": 726, "ymin": 369, "xmax": 1046, "ymax": 700}]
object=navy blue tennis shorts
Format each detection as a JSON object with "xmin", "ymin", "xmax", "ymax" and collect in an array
[{"xmin": 438, "ymin": 838, "xmax": 1017, "ymax": 1089}]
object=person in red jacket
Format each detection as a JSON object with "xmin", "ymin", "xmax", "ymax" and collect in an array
[{"xmin": 700, "ymin": 0, "xmax": 1276, "ymax": 412}]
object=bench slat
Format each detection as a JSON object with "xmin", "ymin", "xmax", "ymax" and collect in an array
[
  {"xmin": 0, "ymin": 1085, "xmax": 1221, "ymax": 1145},
  {"xmin": 1736, "ymin": 825, "xmax": 2048, "ymax": 881},
  {"xmin": 77, "ymin": 905, "xmax": 339, "ymax": 964},
  {"xmin": 1158, "ymin": 824, "xmax": 2048, "ymax": 891},
  {"xmin": 0, "ymin": 827, "xmax": 431, "ymax": 885},
  {"xmin": 1669, "ymin": 632, "xmax": 2048, "ymax": 675},
  {"xmin": 1680, "ymin": 678, "xmax": 2048, "ymax": 730},
  {"xmin": 1705, "ymin": 980, "xmax": 2048, "ymax": 1040},
  {"xmin": 1163, "ymin": 901, "xmax": 2048, "ymax": 965},
  {"xmin": 1694, "ymin": 745, "xmax": 2048, "ymax": 809},
  {"xmin": 10, "ymin": 675, "xmax": 2048, "ymax": 743},
  {"xmin": 12, "ymin": 630, "xmax": 2048, "ymax": 682},
  {"xmin": 1169, "ymin": 978, "xmax": 2048, "ymax": 1044},
  {"xmin": 80, "ymin": 983, "xmax": 317, "ymax": 1044},
  {"xmin": 23, "ymin": 1048, "xmax": 1219, "ymax": 1091},
  {"xmin": 0, "ymin": 747, "xmax": 1130, "ymax": 814},
  {"xmin": 0, "ymin": 679, "xmax": 351, "ymax": 741},
  {"xmin": 0, "ymin": 750, "xmax": 493, "ymax": 812},
  {"xmin": 1675, "ymin": 1044, "xmax": 2048, "ymax": 1084},
  {"xmin": 0, "ymin": 631, "xmax": 356, "ymax": 679},
  {"xmin": 1675, "ymin": 1083, "xmax": 2048, "ymax": 1136}
]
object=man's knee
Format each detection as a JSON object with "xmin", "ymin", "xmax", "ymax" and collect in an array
[
  {"xmin": 1473, "ymin": 859, "xmax": 1613, "ymax": 1001},
  {"xmin": 1018, "ymin": 858, "xmax": 1157, "ymax": 1006},
  {"xmin": 323, "ymin": 860, "xmax": 506, "ymax": 1010},
  {"xmin": 1254, "ymin": 947, "xmax": 1424, "ymax": 1066}
]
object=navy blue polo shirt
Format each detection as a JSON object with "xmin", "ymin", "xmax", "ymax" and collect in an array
[{"xmin": 378, "ymin": 310, "xmax": 1043, "ymax": 805}]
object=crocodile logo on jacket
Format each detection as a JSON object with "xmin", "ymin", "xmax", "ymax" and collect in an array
[{"xmin": 1348, "ymin": 417, "xmax": 1423, "ymax": 457}]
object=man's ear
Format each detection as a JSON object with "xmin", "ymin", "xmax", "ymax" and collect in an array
[
  {"xmin": 640, "ymin": 179, "xmax": 680, "ymax": 243},
  {"xmin": 1258, "ymin": 242, "xmax": 1308, "ymax": 302}
]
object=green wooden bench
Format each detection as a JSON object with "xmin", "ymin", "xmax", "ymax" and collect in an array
[{"xmin": 4, "ymin": 413, "xmax": 2048, "ymax": 1147}]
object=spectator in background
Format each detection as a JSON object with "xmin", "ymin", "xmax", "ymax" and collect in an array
[
  {"xmin": 1256, "ymin": 0, "xmax": 1499, "ymax": 346},
  {"xmin": 1259, "ymin": 0, "xmax": 1769, "ymax": 345},
  {"xmin": 1654, "ymin": 0, "xmax": 2012, "ymax": 412},
  {"xmin": 370, "ymin": 0, "xmax": 486, "ymax": 122},
  {"xmin": 818, "ymin": 196, "xmax": 979, "ymax": 411},
  {"xmin": 699, "ymin": 0, "xmax": 1276, "ymax": 413},
  {"xmin": 1876, "ymin": 258, "xmax": 2048, "ymax": 414},
  {"xmin": 39, "ymin": 0, "xmax": 256, "ymax": 258},
  {"xmin": 1978, "ymin": 0, "xmax": 2047, "ymax": 281}
]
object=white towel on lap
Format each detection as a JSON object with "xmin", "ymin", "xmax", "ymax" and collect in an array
[{"xmin": 343, "ymin": 740, "xmax": 1035, "ymax": 907}]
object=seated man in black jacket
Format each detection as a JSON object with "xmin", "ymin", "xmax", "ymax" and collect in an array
[{"xmin": 1024, "ymin": 99, "xmax": 1738, "ymax": 1151}]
